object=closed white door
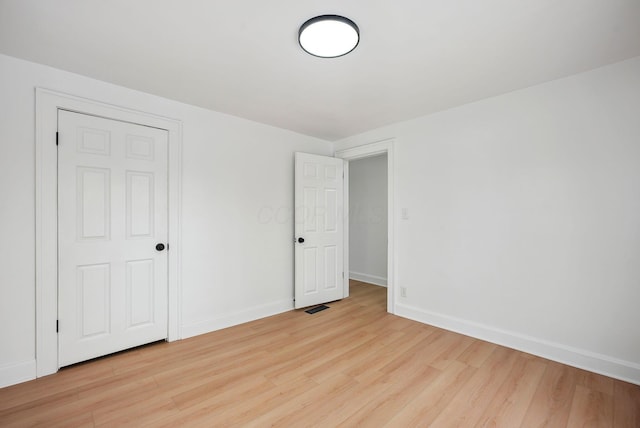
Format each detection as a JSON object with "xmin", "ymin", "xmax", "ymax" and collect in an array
[
  {"xmin": 58, "ymin": 110, "xmax": 168, "ymax": 367},
  {"xmin": 294, "ymin": 152, "xmax": 345, "ymax": 309}
]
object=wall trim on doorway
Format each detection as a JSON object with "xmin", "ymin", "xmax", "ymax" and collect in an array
[
  {"xmin": 335, "ymin": 139, "xmax": 395, "ymax": 314},
  {"xmin": 35, "ymin": 88, "xmax": 183, "ymax": 378},
  {"xmin": 396, "ymin": 302, "xmax": 640, "ymax": 386}
]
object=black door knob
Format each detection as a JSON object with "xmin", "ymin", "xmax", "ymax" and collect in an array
[
  {"xmin": 297, "ymin": 237, "xmax": 305, "ymax": 243},
  {"xmin": 156, "ymin": 243, "xmax": 166, "ymax": 251}
]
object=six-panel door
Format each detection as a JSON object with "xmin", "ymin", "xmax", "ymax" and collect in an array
[
  {"xmin": 294, "ymin": 152, "xmax": 345, "ymax": 309},
  {"xmin": 57, "ymin": 110, "xmax": 168, "ymax": 367}
]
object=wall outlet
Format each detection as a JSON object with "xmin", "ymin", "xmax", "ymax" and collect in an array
[{"xmin": 400, "ymin": 287, "xmax": 407, "ymax": 298}]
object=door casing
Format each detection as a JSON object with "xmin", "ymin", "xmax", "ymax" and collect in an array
[
  {"xmin": 335, "ymin": 139, "xmax": 395, "ymax": 314},
  {"xmin": 35, "ymin": 88, "xmax": 183, "ymax": 377}
]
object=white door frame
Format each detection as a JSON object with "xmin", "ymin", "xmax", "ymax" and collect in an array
[
  {"xmin": 335, "ymin": 139, "xmax": 395, "ymax": 314},
  {"xmin": 35, "ymin": 88, "xmax": 182, "ymax": 377}
]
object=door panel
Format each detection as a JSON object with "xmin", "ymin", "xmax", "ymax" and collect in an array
[
  {"xmin": 77, "ymin": 167, "xmax": 110, "ymax": 240},
  {"xmin": 294, "ymin": 153, "xmax": 344, "ymax": 309},
  {"xmin": 126, "ymin": 259, "xmax": 155, "ymax": 328},
  {"xmin": 58, "ymin": 110, "xmax": 168, "ymax": 367},
  {"xmin": 126, "ymin": 171, "xmax": 154, "ymax": 238},
  {"xmin": 77, "ymin": 263, "xmax": 111, "ymax": 337}
]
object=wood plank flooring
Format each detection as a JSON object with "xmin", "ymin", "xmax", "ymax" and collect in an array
[{"xmin": 1, "ymin": 280, "xmax": 638, "ymax": 427}]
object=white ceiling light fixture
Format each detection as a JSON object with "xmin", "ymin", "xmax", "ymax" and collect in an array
[{"xmin": 298, "ymin": 15, "xmax": 360, "ymax": 58}]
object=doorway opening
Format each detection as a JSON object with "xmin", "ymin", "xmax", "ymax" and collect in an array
[
  {"xmin": 335, "ymin": 139, "xmax": 395, "ymax": 314},
  {"xmin": 348, "ymin": 154, "xmax": 388, "ymax": 308}
]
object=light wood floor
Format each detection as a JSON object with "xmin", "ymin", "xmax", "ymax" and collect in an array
[{"xmin": 1, "ymin": 281, "xmax": 639, "ymax": 427}]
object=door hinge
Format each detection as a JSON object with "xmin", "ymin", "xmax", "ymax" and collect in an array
[
  {"xmin": 56, "ymin": 320, "xmax": 59, "ymax": 333},
  {"xmin": 342, "ymin": 272, "xmax": 344, "ymax": 279},
  {"xmin": 55, "ymin": 132, "xmax": 59, "ymax": 146}
]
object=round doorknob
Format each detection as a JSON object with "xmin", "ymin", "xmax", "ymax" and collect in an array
[
  {"xmin": 156, "ymin": 243, "xmax": 166, "ymax": 251},
  {"xmin": 297, "ymin": 237, "xmax": 305, "ymax": 243}
]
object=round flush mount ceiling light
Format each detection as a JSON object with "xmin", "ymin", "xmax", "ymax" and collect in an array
[{"xmin": 298, "ymin": 15, "xmax": 359, "ymax": 58}]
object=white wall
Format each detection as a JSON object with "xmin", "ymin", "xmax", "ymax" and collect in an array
[
  {"xmin": 349, "ymin": 155, "xmax": 388, "ymax": 286},
  {"xmin": 335, "ymin": 56, "xmax": 640, "ymax": 384},
  {"xmin": 0, "ymin": 53, "xmax": 331, "ymax": 387}
]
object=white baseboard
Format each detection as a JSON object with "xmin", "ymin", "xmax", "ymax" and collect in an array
[
  {"xmin": 0, "ymin": 359, "xmax": 36, "ymax": 388},
  {"xmin": 350, "ymin": 271, "xmax": 387, "ymax": 287},
  {"xmin": 395, "ymin": 303, "xmax": 640, "ymax": 386},
  {"xmin": 181, "ymin": 299, "xmax": 294, "ymax": 339}
]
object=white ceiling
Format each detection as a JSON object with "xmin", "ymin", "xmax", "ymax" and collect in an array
[{"xmin": 1, "ymin": 1, "xmax": 640, "ymax": 141}]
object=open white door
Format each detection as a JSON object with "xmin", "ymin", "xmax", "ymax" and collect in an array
[
  {"xmin": 294, "ymin": 153, "xmax": 345, "ymax": 309},
  {"xmin": 58, "ymin": 110, "xmax": 168, "ymax": 366}
]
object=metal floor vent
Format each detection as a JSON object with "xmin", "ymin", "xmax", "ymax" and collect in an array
[{"xmin": 305, "ymin": 305, "xmax": 329, "ymax": 314}]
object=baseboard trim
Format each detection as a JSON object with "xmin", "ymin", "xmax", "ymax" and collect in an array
[
  {"xmin": 395, "ymin": 303, "xmax": 640, "ymax": 386},
  {"xmin": 349, "ymin": 271, "xmax": 387, "ymax": 287},
  {"xmin": 181, "ymin": 299, "xmax": 294, "ymax": 339},
  {"xmin": 0, "ymin": 359, "xmax": 36, "ymax": 388}
]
